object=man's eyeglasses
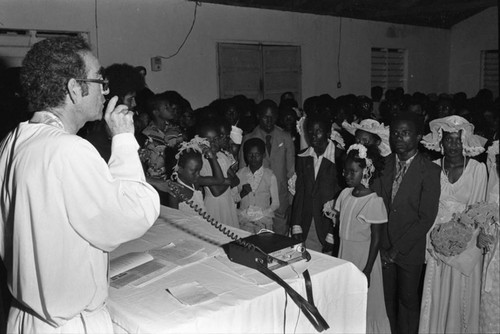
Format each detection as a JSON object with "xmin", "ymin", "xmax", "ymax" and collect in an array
[{"xmin": 75, "ymin": 78, "xmax": 109, "ymax": 93}]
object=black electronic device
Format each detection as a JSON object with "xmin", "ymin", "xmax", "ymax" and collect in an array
[{"xmin": 225, "ymin": 232, "xmax": 306, "ymax": 270}]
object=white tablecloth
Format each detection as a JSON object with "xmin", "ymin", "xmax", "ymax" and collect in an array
[{"xmin": 108, "ymin": 206, "xmax": 367, "ymax": 333}]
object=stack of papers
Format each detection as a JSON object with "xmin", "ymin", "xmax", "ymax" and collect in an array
[
  {"xmin": 110, "ymin": 239, "xmax": 218, "ymax": 289},
  {"xmin": 110, "ymin": 252, "xmax": 178, "ymax": 289}
]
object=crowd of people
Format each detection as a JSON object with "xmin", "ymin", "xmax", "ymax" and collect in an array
[{"xmin": 0, "ymin": 35, "xmax": 499, "ymax": 333}]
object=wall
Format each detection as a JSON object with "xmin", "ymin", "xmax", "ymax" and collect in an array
[
  {"xmin": 2, "ymin": 0, "xmax": 451, "ymax": 108},
  {"xmin": 449, "ymin": 6, "xmax": 498, "ymax": 97}
]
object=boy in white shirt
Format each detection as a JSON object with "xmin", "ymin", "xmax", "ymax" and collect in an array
[{"xmin": 236, "ymin": 138, "xmax": 279, "ymax": 233}]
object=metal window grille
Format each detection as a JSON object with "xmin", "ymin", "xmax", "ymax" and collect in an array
[
  {"xmin": 481, "ymin": 50, "xmax": 499, "ymax": 94},
  {"xmin": 371, "ymin": 48, "xmax": 406, "ymax": 91},
  {"xmin": 218, "ymin": 43, "xmax": 301, "ymax": 104}
]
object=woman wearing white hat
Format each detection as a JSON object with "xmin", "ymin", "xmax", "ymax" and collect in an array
[
  {"xmin": 342, "ymin": 119, "xmax": 391, "ymax": 157},
  {"xmin": 419, "ymin": 115, "xmax": 488, "ymax": 334}
]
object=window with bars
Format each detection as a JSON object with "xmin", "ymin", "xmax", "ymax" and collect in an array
[
  {"xmin": 371, "ymin": 48, "xmax": 407, "ymax": 91},
  {"xmin": 217, "ymin": 43, "xmax": 301, "ymax": 104},
  {"xmin": 481, "ymin": 50, "xmax": 498, "ymax": 95}
]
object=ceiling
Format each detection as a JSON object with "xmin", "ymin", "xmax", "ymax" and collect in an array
[{"xmin": 195, "ymin": 0, "xmax": 497, "ymax": 29}]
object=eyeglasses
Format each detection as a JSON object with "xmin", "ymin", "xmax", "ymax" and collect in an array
[{"xmin": 75, "ymin": 78, "xmax": 109, "ymax": 93}]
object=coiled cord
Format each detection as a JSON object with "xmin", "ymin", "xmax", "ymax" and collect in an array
[{"xmin": 166, "ymin": 180, "xmax": 273, "ymax": 261}]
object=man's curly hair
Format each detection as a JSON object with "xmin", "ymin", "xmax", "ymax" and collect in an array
[{"xmin": 20, "ymin": 36, "xmax": 91, "ymax": 112}]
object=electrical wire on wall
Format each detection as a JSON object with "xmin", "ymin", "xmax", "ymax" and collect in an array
[
  {"xmin": 159, "ymin": 1, "xmax": 200, "ymax": 60},
  {"xmin": 337, "ymin": 17, "xmax": 342, "ymax": 89},
  {"xmin": 94, "ymin": 0, "xmax": 99, "ymax": 57}
]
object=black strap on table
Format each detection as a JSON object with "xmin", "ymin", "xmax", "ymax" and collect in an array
[
  {"xmin": 256, "ymin": 256, "xmax": 329, "ymax": 332},
  {"xmin": 303, "ymin": 269, "xmax": 315, "ymax": 305}
]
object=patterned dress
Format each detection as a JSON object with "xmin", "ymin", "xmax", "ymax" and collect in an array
[{"xmin": 140, "ymin": 121, "xmax": 184, "ymax": 178}]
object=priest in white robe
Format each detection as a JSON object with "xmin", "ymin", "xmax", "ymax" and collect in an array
[{"xmin": 0, "ymin": 36, "xmax": 160, "ymax": 333}]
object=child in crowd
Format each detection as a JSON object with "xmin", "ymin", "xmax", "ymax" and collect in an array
[
  {"xmin": 333, "ymin": 143, "xmax": 391, "ymax": 334},
  {"xmin": 166, "ymin": 136, "xmax": 225, "ymax": 216},
  {"xmin": 215, "ymin": 119, "xmax": 242, "ymax": 205},
  {"xmin": 198, "ymin": 120, "xmax": 240, "ymax": 227},
  {"xmin": 217, "ymin": 119, "xmax": 239, "ymax": 167},
  {"xmin": 229, "ymin": 125, "xmax": 243, "ymax": 163},
  {"xmin": 140, "ymin": 92, "xmax": 185, "ymax": 178},
  {"xmin": 236, "ymin": 138, "xmax": 280, "ymax": 233}
]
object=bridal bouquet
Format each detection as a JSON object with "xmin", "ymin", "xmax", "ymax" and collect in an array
[
  {"xmin": 430, "ymin": 212, "xmax": 474, "ymax": 257},
  {"xmin": 430, "ymin": 202, "xmax": 498, "ymax": 275}
]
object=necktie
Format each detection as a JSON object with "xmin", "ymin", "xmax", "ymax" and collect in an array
[
  {"xmin": 266, "ymin": 135, "xmax": 272, "ymax": 157},
  {"xmin": 391, "ymin": 161, "xmax": 408, "ymax": 202}
]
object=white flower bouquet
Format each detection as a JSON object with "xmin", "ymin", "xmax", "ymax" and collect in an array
[
  {"xmin": 322, "ymin": 199, "xmax": 337, "ymax": 224},
  {"xmin": 429, "ymin": 201, "xmax": 498, "ymax": 275}
]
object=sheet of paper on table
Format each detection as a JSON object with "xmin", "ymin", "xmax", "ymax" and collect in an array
[
  {"xmin": 110, "ymin": 252, "xmax": 154, "ymax": 278},
  {"xmin": 166, "ymin": 281, "xmax": 218, "ymax": 306},
  {"xmin": 149, "ymin": 239, "xmax": 216, "ymax": 266}
]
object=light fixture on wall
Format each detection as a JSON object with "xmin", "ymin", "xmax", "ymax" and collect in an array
[{"xmin": 151, "ymin": 56, "xmax": 162, "ymax": 72}]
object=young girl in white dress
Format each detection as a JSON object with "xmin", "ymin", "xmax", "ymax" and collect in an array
[
  {"xmin": 198, "ymin": 120, "xmax": 240, "ymax": 227},
  {"xmin": 167, "ymin": 136, "xmax": 225, "ymax": 216},
  {"xmin": 333, "ymin": 143, "xmax": 391, "ymax": 334}
]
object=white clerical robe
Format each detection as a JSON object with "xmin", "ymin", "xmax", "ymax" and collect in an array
[{"xmin": 0, "ymin": 120, "xmax": 160, "ymax": 332}]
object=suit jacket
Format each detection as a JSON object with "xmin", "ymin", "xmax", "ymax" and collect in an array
[
  {"xmin": 372, "ymin": 153, "xmax": 441, "ymax": 265},
  {"xmin": 290, "ymin": 151, "xmax": 340, "ymax": 244},
  {"xmin": 239, "ymin": 126, "xmax": 295, "ymax": 216}
]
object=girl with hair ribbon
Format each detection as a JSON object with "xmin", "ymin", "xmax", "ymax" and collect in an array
[
  {"xmin": 331, "ymin": 143, "xmax": 390, "ymax": 333},
  {"xmin": 166, "ymin": 136, "xmax": 225, "ymax": 216}
]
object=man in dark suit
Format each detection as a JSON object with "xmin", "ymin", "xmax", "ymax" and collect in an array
[
  {"xmin": 290, "ymin": 116, "xmax": 340, "ymax": 254},
  {"xmin": 372, "ymin": 113, "xmax": 440, "ymax": 334},
  {"xmin": 239, "ymin": 100, "xmax": 295, "ymax": 235}
]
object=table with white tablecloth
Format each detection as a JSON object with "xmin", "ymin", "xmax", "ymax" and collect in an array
[{"xmin": 108, "ymin": 206, "xmax": 367, "ymax": 333}]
